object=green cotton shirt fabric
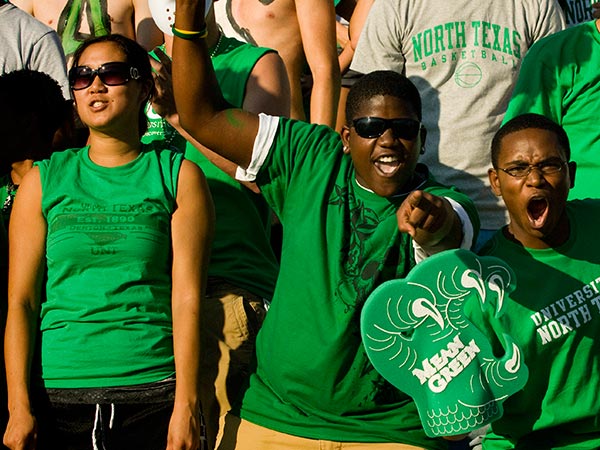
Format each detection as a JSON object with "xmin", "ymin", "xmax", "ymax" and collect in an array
[
  {"xmin": 472, "ymin": 200, "xmax": 600, "ymax": 449},
  {"xmin": 503, "ymin": 21, "xmax": 600, "ymax": 202},
  {"xmin": 36, "ymin": 147, "xmax": 182, "ymax": 388},
  {"xmin": 238, "ymin": 117, "xmax": 479, "ymax": 447},
  {"xmin": 143, "ymin": 38, "xmax": 278, "ymax": 299}
]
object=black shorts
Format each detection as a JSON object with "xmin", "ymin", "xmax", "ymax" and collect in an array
[{"xmin": 33, "ymin": 379, "xmax": 178, "ymax": 450}]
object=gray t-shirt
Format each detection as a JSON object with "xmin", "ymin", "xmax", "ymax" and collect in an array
[
  {"xmin": 0, "ymin": 3, "xmax": 70, "ymax": 99},
  {"xmin": 351, "ymin": 0, "xmax": 565, "ymax": 229}
]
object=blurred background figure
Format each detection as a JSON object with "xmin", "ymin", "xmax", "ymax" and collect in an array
[
  {"xmin": 214, "ymin": 0, "xmax": 340, "ymax": 126},
  {"xmin": 0, "ymin": 0, "xmax": 70, "ymax": 98},
  {"xmin": 11, "ymin": 0, "xmax": 163, "ymax": 62}
]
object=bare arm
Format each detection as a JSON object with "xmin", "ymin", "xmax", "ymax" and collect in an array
[
  {"xmin": 3, "ymin": 168, "xmax": 46, "ymax": 450},
  {"xmin": 296, "ymin": 0, "xmax": 340, "ymax": 127},
  {"xmin": 172, "ymin": 0, "xmax": 260, "ymax": 169},
  {"xmin": 338, "ymin": 0, "xmax": 374, "ymax": 74},
  {"xmin": 167, "ymin": 160, "xmax": 214, "ymax": 450},
  {"xmin": 243, "ymin": 51, "xmax": 291, "ymax": 117},
  {"xmin": 133, "ymin": 0, "xmax": 164, "ymax": 50}
]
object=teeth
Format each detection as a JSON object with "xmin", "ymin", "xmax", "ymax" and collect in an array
[
  {"xmin": 377, "ymin": 155, "xmax": 398, "ymax": 163},
  {"xmin": 92, "ymin": 101, "xmax": 103, "ymax": 107}
]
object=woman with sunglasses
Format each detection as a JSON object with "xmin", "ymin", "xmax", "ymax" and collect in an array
[
  {"xmin": 169, "ymin": 0, "xmax": 479, "ymax": 449},
  {"xmin": 4, "ymin": 34, "xmax": 214, "ymax": 450}
]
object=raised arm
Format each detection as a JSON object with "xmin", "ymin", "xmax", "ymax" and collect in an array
[
  {"xmin": 167, "ymin": 160, "xmax": 214, "ymax": 450},
  {"xmin": 172, "ymin": 0, "xmax": 260, "ymax": 169},
  {"xmin": 3, "ymin": 167, "xmax": 46, "ymax": 450},
  {"xmin": 296, "ymin": 0, "xmax": 340, "ymax": 127}
]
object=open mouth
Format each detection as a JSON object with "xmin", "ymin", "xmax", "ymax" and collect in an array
[
  {"xmin": 527, "ymin": 197, "xmax": 549, "ymax": 229},
  {"xmin": 373, "ymin": 155, "xmax": 403, "ymax": 176}
]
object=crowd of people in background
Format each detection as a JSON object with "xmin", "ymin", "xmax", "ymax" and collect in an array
[{"xmin": 0, "ymin": 0, "xmax": 599, "ymax": 449}]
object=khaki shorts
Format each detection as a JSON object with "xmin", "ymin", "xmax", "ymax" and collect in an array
[
  {"xmin": 217, "ymin": 414, "xmax": 427, "ymax": 450},
  {"xmin": 201, "ymin": 278, "xmax": 267, "ymax": 450}
]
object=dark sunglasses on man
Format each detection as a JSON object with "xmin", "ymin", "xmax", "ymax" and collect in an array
[
  {"xmin": 68, "ymin": 62, "xmax": 140, "ymax": 91},
  {"xmin": 352, "ymin": 117, "xmax": 422, "ymax": 140}
]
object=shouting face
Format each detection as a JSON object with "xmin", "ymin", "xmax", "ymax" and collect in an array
[{"xmin": 489, "ymin": 127, "xmax": 575, "ymax": 249}]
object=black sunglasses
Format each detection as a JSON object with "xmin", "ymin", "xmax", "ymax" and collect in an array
[
  {"xmin": 69, "ymin": 62, "xmax": 141, "ymax": 90},
  {"xmin": 352, "ymin": 117, "xmax": 422, "ymax": 140}
]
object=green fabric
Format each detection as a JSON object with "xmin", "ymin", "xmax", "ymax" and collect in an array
[
  {"xmin": 143, "ymin": 38, "xmax": 278, "ymax": 299},
  {"xmin": 36, "ymin": 146, "xmax": 182, "ymax": 388},
  {"xmin": 184, "ymin": 147, "xmax": 278, "ymax": 299},
  {"xmin": 239, "ymin": 118, "xmax": 479, "ymax": 447},
  {"xmin": 473, "ymin": 200, "xmax": 600, "ymax": 449},
  {"xmin": 503, "ymin": 21, "xmax": 600, "ymax": 202}
]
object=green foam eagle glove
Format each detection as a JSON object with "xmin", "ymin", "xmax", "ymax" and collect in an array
[{"xmin": 361, "ymin": 249, "xmax": 528, "ymax": 437}]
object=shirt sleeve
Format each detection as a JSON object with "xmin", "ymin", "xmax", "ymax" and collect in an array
[{"xmin": 235, "ymin": 113, "xmax": 279, "ymax": 182}]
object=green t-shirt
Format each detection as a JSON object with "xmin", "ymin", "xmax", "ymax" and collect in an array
[
  {"xmin": 36, "ymin": 147, "xmax": 182, "ymax": 388},
  {"xmin": 143, "ymin": 38, "xmax": 278, "ymax": 299},
  {"xmin": 238, "ymin": 117, "xmax": 479, "ymax": 447},
  {"xmin": 503, "ymin": 21, "xmax": 600, "ymax": 202},
  {"xmin": 473, "ymin": 199, "xmax": 600, "ymax": 449}
]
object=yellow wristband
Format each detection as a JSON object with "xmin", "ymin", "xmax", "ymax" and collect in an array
[{"xmin": 172, "ymin": 26, "xmax": 208, "ymax": 40}]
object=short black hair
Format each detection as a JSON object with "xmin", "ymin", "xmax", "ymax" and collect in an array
[
  {"xmin": 345, "ymin": 71, "xmax": 422, "ymax": 124},
  {"xmin": 0, "ymin": 69, "xmax": 69, "ymax": 137},
  {"xmin": 491, "ymin": 113, "xmax": 571, "ymax": 168},
  {"xmin": 0, "ymin": 69, "xmax": 71, "ymax": 171},
  {"xmin": 70, "ymin": 34, "xmax": 155, "ymax": 137}
]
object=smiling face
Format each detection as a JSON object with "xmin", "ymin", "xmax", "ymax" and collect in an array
[
  {"xmin": 489, "ymin": 127, "xmax": 575, "ymax": 249},
  {"xmin": 72, "ymin": 41, "xmax": 150, "ymax": 137},
  {"xmin": 341, "ymin": 94, "xmax": 425, "ymax": 198}
]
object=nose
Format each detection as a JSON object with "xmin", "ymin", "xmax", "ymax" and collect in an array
[
  {"xmin": 89, "ymin": 73, "xmax": 107, "ymax": 92},
  {"xmin": 525, "ymin": 166, "xmax": 546, "ymax": 186},
  {"xmin": 377, "ymin": 126, "xmax": 396, "ymax": 146}
]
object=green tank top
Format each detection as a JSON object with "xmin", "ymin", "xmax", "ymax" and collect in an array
[{"xmin": 36, "ymin": 146, "xmax": 182, "ymax": 388}]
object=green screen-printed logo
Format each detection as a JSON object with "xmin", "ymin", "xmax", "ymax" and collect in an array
[
  {"xmin": 360, "ymin": 249, "xmax": 528, "ymax": 437},
  {"xmin": 455, "ymin": 62, "xmax": 482, "ymax": 88}
]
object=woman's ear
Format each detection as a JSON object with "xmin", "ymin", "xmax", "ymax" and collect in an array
[{"xmin": 140, "ymin": 78, "xmax": 155, "ymax": 104}]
